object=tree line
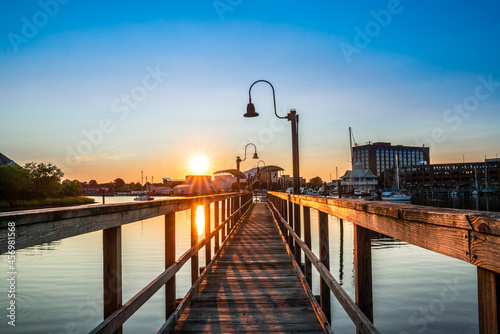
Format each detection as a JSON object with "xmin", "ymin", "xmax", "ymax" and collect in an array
[{"xmin": 0, "ymin": 162, "xmax": 81, "ymax": 201}]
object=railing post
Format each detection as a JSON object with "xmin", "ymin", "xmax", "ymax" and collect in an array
[
  {"xmin": 165, "ymin": 212, "xmax": 175, "ymax": 320},
  {"xmin": 288, "ymin": 196, "xmax": 293, "ymax": 246},
  {"xmin": 214, "ymin": 201, "xmax": 220, "ymax": 253},
  {"xmin": 103, "ymin": 226, "xmax": 123, "ymax": 334},
  {"xmin": 477, "ymin": 267, "xmax": 499, "ymax": 334},
  {"xmin": 226, "ymin": 198, "xmax": 231, "ymax": 236},
  {"xmin": 205, "ymin": 204, "xmax": 211, "ymax": 266},
  {"xmin": 354, "ymin": 224, "xmax": 373, "ymax": 329},
  {"xmin": 294, "ymin": 203, "xmax": 301, "ymax": 265},
  {"xmin": 283, "ymin": 198, "xmax": 288, "ymax": 241},
  {"xmin": 221, "ymin": 199, "xmax": 226, "ymax": 242},
  {"xmin": 303, "ymin": 206, "xmax": 312, "ymax": 288},
  {"xmin": 191, "ymin": 204, "xmax": 198, "ymax": 284},
  {"xmin": 319, "ymin": 210, "xmax": 331, "ymax": 324}
]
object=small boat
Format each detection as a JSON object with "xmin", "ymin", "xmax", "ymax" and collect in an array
[
  {"xmin": 134, "ymin": 192, "xmax": 154, "ymax": 201},
  {"xmin": 382, "ymin": 190, "xmax": 412, "ymax": 201}
]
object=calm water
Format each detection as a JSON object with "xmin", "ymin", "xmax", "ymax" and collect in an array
[{"xmin": 1, "ymin": 195, "xmax": 497, "ymax": 333}]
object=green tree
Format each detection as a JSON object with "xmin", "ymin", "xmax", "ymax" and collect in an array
[
  {"xmin": 114, "ymin": 178, "xmax": 126, "ymax": 188},
  {"xmin": 61, "ymin": 179, "xmax": 82, "ymax": 197},
  {"xmin": 309, "ymin": 176, "xmax": 323, "ymax": 189},
  {"xmin": 24, "ymin": 162, "xmax": 64, "ymax": 198},
  {"xmin": 0, "ymin": 165, "xmax": 33, "ymax": 200}
]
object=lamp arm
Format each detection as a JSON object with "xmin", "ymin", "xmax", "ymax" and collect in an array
[
  {"xmin": 241, "ymin": 143, "xmax": 257, "ymax": 162},
  {"xmin": 248, "ymin": 80, "xmax": 287, "ymax": 120}
]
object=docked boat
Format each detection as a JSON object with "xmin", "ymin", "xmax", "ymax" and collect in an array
[
  {"xmin": 381, "ymin": 190, "xmax": 412, "ymax": 201},
  {"xmin": 134, "ymin": 192, "xmax": 154, "ymax": 201}
]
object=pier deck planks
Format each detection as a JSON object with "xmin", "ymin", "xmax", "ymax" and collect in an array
[{"xmin": 174, "ymin": 203, "xmax": 324, "ymax": 333}]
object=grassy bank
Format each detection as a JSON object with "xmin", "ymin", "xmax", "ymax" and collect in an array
[{"xmin": 0, "ymin": 196, "xmax": 95, "ymax": 211}]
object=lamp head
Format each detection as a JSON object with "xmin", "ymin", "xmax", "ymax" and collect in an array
[
  {"xmin": 252, "ymin": 152, "xmax": 259, "ymax": 159},
  {"xmin": 244, "ymin": 102, "xmax": 259, "ymax": 117}
]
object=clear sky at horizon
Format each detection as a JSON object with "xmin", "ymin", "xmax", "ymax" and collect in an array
[{"xmin": 1, "ymin": 0, "xmax": 499, "ymax": 183}]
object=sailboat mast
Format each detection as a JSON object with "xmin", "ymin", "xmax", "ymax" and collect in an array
[{"xmin": 349, "ymin": 127, "xmax": 354, "ymax": 191}]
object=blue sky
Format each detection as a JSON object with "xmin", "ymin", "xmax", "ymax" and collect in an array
[{"xmin": 1, "ymin": 0, "xmax": 499, "ymax": 182}]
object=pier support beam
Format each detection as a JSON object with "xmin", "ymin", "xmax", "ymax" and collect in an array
[
  {"xmin": 103, "ymin": 226, "xmax": 122, "ymax": 334},
  {"xmin": 205, "ymin": 204, "xmax": 211, "ymax": 266},
  {"xmin": 191, "ymin": 204, "xmax": 198, "ymax": 285},
  {"xmin": 477, "ymin": 267, "xmax": 499, "ymax": 334},
  {"xmin": 318, "ymin": 211, "xmax": 331, "ymax": 324},
  {"xmin": 303, "ymin": 206, "xmax": 312, "ymax": 288},
  {"xmin": 165, "ymin": 212, "xmax": 176, "ymax": 320},
  {"xmin": 354, "ymin": 224, "xmax": 373, "ymax": 330}
]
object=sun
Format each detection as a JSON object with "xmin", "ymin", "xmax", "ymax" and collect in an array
[{"xmin": 189, "ymin": 155, "xmax": 210, "ymax": 175}]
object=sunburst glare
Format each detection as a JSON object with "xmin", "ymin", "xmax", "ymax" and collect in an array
[{"xmin": 189, "ymin": 155, "xmax": 210, "ymax": 175}]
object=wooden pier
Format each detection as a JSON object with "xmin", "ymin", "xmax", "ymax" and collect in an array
[
  {"xmin": 1, "ymin": 191, "xmax": 499, "ymax": 333},
  {"xmin": 174, "ymin": 203, "xmax": 325, "ymax": 333}
]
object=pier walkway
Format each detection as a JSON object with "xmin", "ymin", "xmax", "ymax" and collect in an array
[
  {"xmin": 174, "ymin": 203, "xmax": 325, "ymax": 333},
  {"xmin": 1, "ymin": 191, "xmax": 499, "ymax": 333}
]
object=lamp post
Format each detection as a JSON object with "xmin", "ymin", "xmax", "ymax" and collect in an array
[
  {"xmin": 245, "ymin": 80, "xmax": 300, "ymax": 195},
  {"xmin": 236, "ymin": 143, "xmax": 259, "ymax": 192}
]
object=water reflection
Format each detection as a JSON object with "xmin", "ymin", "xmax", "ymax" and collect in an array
[
  {"xmin": 196, "ymin": 205, "xmax": 204, "ymax": 236},
  {"xmin": 411, "ymin": 194, "xmax": 500, "ymax": 212}
]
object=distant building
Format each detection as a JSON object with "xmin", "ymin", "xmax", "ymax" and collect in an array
[
  {"xmin": 402, "ymin": 158, "xmax": 499, "ymax": 188},
  {"xmin": 0, "ymin": 153, "xmax": 19, "ymax": 167},
  {"xmin": 185, "ymin": 175, "xmax": 213, "ymax": 195},
  {"xmin": 213, "ymin": 169, "xmax": 246, "ymax": 192},
  {"xmin": 244, "ymin": 165, "xmax": 284, "ymax": 190},
  {"xmin": 352, "ymin": 142, "xmax": 430, "ymax": 177}
]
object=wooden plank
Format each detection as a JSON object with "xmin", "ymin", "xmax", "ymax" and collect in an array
[
  {"xmin": 354, "ymin": 224, "xmax": 373, "ymax": 330},
  {"xmin": 173, "ymin": 203, "xmax": 325, "ymax": 334},
  {"xmin": 103, "ymin": 226, "xmax": 122, "ymax": 334},
  {"xmin": 165, "ymin": 212, "xmax": 176, "ymax": 320},
  {"xmin": 477, "ymin": 267, "xmax": 499, "ymax": 334},
  {"xmin": 221, "ymin": 200, "xmax": 226, "ymax": 242},
  {"xmin": 319, "ymin": 210, "xmax": 331, "ymax": 324}
]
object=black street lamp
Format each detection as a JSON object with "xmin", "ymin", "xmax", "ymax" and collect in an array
[
  {"xmin": 245, "ymin": 80, "xmax": 300, "ymax": 195},
  {"xmin": 236, "ymin": 143, "xmax": 259, "ymax": 192}
]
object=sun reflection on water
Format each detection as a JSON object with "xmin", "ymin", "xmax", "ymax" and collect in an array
[{"xmin": 196, "ymin": 205, "xmax": 204, "ymax": 236}]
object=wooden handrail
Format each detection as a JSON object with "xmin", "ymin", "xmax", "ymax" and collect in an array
[
  {"xmin": 269, "ymin": 192, "xmax": 500, "ymax": 273},
  {"xmin": 267, "ymin": 192, "xmax": 500, "ymax": 334},
  {"xmin": 268, "ymin": 198, "xmax": 379, "ymax": 334},
  {"xmin": 91, "ymin": 196, "xmax": 254, "ymax": 334},
  {"xmin": 0, "ymin": 192, "xmax": 253, "ymax": 334},
  {"xmin": 0, "ymin": 193, "xmax": 242, "ymax": 253}
]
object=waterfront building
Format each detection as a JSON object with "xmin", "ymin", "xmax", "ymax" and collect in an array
[
  {"xmin": 352, "ymin": 142, "xmax": 430, "ymax": 177},
  {"xmin": 401, "ymin": 158, "xmax": 499, "ymax": 189},
  {"xmin": 213, "ymin": 169, "xmax": 247, "ymax": 192},
  {"xmin": 339, "ymin": 161, "xmax": 378, "ymax": 192},
  {"xmin": 244, "ymin": 165, "xmax": 284, "ymax": 190}
]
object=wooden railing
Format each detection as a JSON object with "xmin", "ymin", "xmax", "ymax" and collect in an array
[
  {"xmin": 267, "ymin": 192, "xmax": 500, "ymax": 334},
  {"xmin": 0, "ymin": 192, "xmax": 253, "ymax": 334}
]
